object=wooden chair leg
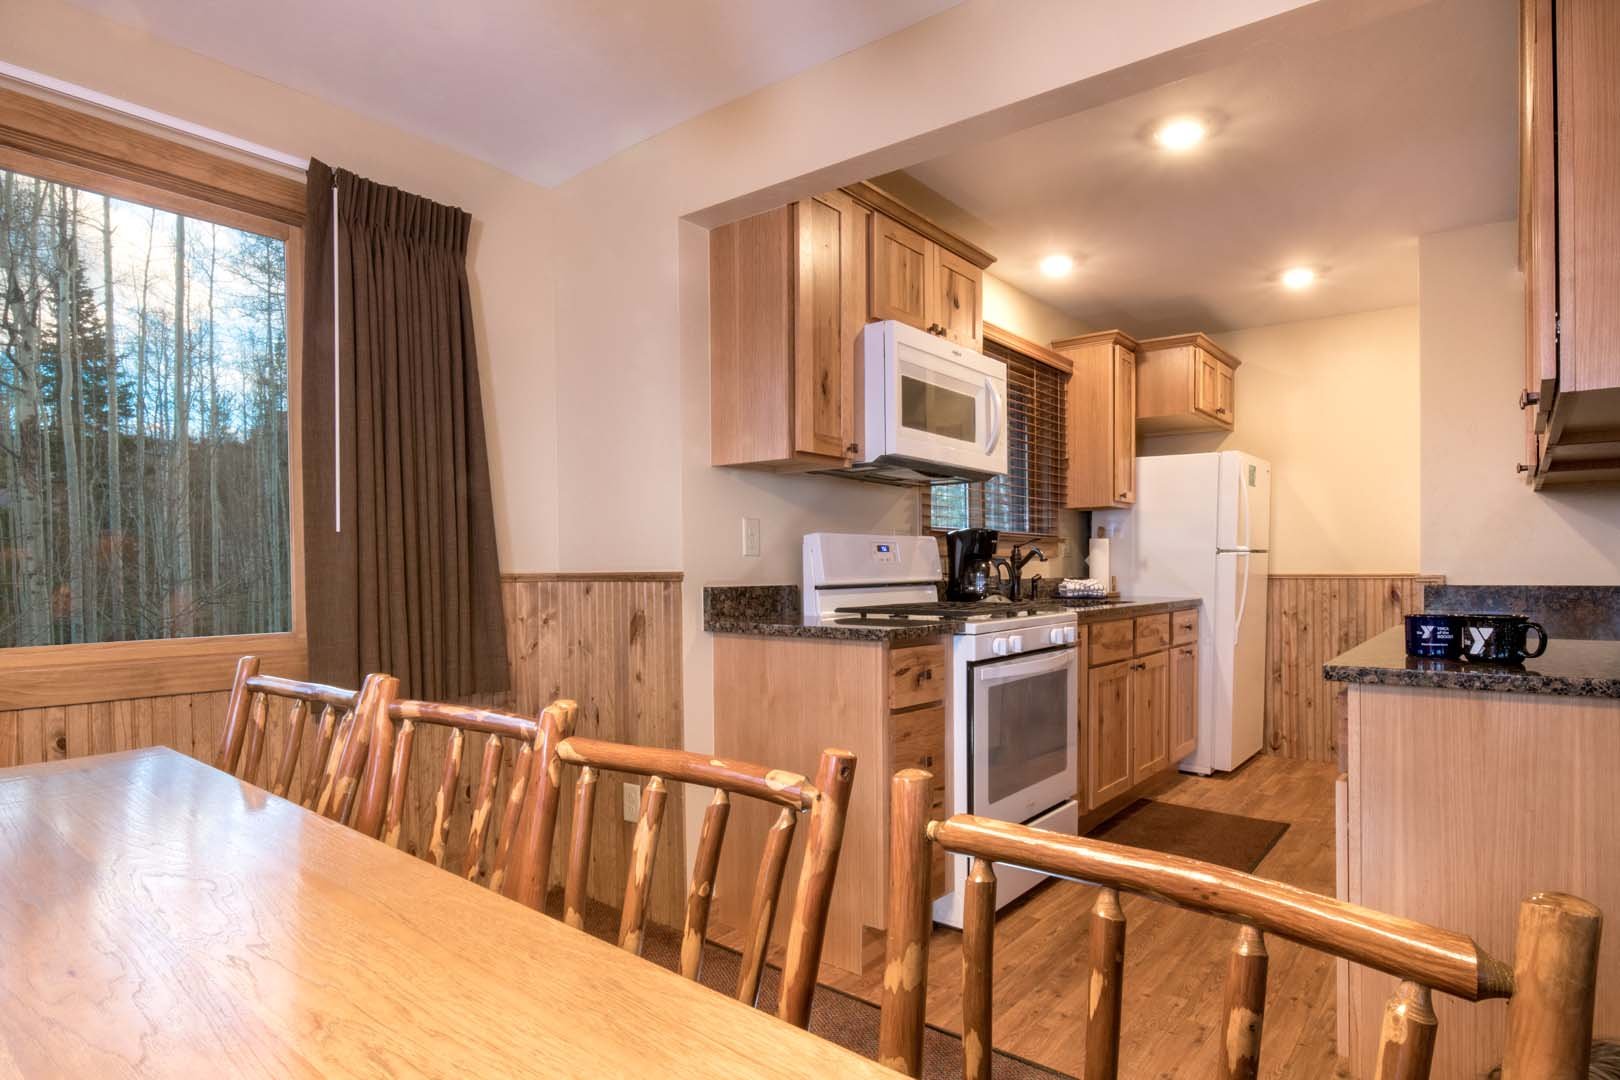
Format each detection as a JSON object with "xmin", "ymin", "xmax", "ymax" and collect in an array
[
  {"xmin": 878, "ymin": 769, "xmax": 935, "ymax": 1079},
  {"xmin": 777, "ymin": 747, "xmax": 856, "ymax": 1029},
  {"xmin": 1084, "ymin": 887, "xmax": 1125, "ymax": 1080},
  {"xmin": 1501, "ymin": 892, "xmax": 1602, "ymax": 1079},
  {"xmin": 1219, "ymin": 925, "xmax": 1268, "ymax": 1080},
  {"xmin": 1373, "ymin": 980, "xmax": 1436, "ymax": 1080},
  {"xmin": 962, "ymin": 857, "xmax": 997, "ymax": 1080}
]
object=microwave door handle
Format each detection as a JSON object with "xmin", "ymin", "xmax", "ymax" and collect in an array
[{"xmin": 984, "ymin": 377, "xmax": 1003, "ymax": 453}]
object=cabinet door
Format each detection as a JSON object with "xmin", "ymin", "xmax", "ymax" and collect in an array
[
  {"xmin": 793, "ymin": 192, "xmax": 860, "ymax": 459},
  {"xmin": 930, "ymin": 247, "xmax": 982, "ymax": 350},
  {"xmin": 1194, "ymin": 348, "xmax": 1222, "ymax": 419},
  {"xmin": 1088, "ymin": 659, "xmax": 1133, "ymax": 809},
  {"xmin": 1112, "ymin": 345, "xmax": 1137, "ymax": 505},
  {"xmin": 1217, "ymin": 364, "xmax": 1235, "ymax": 425},
  {"xmin": 1131, "ymin": 650, "xmax": 1170, "ymax": 784},
  {"xmin": 1170, "ymin": 642, "xmax": 1198, "ymax": 763},
  {"xmin": 870, "ymin": 213, "xmax": 932, "ymax": 332}
]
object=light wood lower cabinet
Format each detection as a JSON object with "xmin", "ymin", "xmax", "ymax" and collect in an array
[
  {"xmin": 1170, "ymin": 641, "xmax": 1198, "ymax": 762},
  {"xmin": 1084, "ymin": 608, "xmax": 1198, "ymax": 812}
]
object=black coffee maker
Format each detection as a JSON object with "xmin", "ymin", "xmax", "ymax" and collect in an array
[{"xmin": 945, "ymin": 528, "xmax": 999, "ymax": 601}]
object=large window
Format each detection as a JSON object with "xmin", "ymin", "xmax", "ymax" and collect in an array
[
  {"xmin": 929, "ymin": 333, "xmax": 1068, "ymax": 537},
  {"xmin": 0, "ymin": 170, "xmax": 291, "ymax": 648}
]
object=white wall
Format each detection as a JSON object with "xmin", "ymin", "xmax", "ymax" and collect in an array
[
  {"xmin": 1419, "ymin": 221, "xmax": 1620, "ymax": 583},
  {"xmin": 1142, "ymin": 306, "xmax": 1422, "ymax": 573}
]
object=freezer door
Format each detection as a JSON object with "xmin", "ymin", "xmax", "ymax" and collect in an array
[{"xmin": 1217, "ymin": 452, "xmax": 1272, "ymax": 552}]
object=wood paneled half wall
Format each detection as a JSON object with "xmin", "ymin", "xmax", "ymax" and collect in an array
[
  {"xmin": 0, "ymin": 572, "xmax": 685, "ymax": 923},
  {"xmin": 1264, "ymin": 573, "xmax": 1442, "ymax": 764}
]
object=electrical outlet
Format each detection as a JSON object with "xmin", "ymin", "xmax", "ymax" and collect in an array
[
  {"xmin": 622, "ymin": 781, "xmax": 641, "ymax": 822},
  {"xmin": 742, "ymin": 516, "xmax": 761, "ymax": 557}
]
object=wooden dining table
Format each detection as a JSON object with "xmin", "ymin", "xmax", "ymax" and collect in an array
[{"xmin": 0, "ymin": 747, "xmax": 899, "ymax": 1078}]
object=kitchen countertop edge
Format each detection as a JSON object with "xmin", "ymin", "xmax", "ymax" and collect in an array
[
  {"xmin": 1323, "ymin": 627, "xmax": 1620, "ymax": 698},
  {"xmin": 703, "ymin": 596, "xmax": 1202, "ymax": 642}
]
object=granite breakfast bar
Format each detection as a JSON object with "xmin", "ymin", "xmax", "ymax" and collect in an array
[{"xmin": 1325, "ymin": 628, "xmax": 1620, "ymax": 1079}]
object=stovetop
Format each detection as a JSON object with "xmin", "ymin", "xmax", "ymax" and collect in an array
[{"xmin": 835, "ymin": 599, "xmax": 1066, "ymax": 621}]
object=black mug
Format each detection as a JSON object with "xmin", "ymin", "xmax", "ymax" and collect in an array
[
  {"xmin": 1454, "ymin": 613, "xmax": 1548, "ymax": 664},
  {"xmin": 1404, "ymin": 613, "xmax": 1461, "ymax": 659}
]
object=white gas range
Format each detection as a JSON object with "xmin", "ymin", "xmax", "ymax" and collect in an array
[{"xmin": 802, "ymin": 533, "xmax": 1080, "ymax": 928}]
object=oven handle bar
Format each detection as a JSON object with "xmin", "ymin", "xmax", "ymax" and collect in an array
[{"xmin": 974, "ymin": 650, "xmax": 1073, "ymax": 683}]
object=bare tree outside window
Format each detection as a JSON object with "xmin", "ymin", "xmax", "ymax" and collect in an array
[{"xmin": 0, "ymin": 168, "xmax": 291, "ymax": 648}]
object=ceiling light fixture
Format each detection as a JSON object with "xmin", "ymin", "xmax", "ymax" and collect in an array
[
  {"xmin": 1039, "ymin": 254, "xmax": 1075, "ymax": 278},
  {"xmin": 1281, "ymin": 266, "xmax": 1316, "ymax": 290},
  {"xmin": 1153, "ymin": 117, "xmax": 1207, "ymax": 152}
]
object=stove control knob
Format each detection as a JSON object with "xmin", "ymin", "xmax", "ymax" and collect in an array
[
  {"xmin": 992, "ymin": 637, "xmax": 1009, "ymax": 656},
  {"xmin": 1008, "ymin": 634, "xmax": 1024, "ymax": 654},
  {"xmin": 1064, "ymin": 625, "xmax": 1078, "ymax": 644},
  {"xmin": 1049, "ymin": 627, "xmax": 1066, "ymax": 646}
]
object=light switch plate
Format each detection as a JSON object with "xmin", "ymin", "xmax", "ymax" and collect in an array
[
  {"xmin": 742, "ymin": 516, "xmax": 761, "ymax": 557},
  {"xmin": 622, "ymin": 782, "xmax": 641, "ymax": 822}
]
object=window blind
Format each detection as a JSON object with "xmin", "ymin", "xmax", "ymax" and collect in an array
[{"xmin": 928, "ymin": 336, "xmax": 1068, "ymax": 536}]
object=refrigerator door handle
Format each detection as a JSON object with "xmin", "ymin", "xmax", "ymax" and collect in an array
[
  {"xmin": 1240, "ymin": 462, "xmax": 1252, "ymax": 550},
  {"xmin": 1234, "ymin": 553, "xmax": 1251, "ymax": 635}
]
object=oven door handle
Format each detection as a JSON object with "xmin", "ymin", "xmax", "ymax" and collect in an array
[{"xmin": 975, "ymin": 650, "xmax": 1073, "ymax": 684}]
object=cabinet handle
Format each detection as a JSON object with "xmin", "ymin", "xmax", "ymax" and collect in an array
[
  {"xmin": 1516, "ymin": 463, "xmax": 1532, "ymax": 474},
  {"xmin": 918, "ymin": 669, "xmax": 933, "ymax": 682},
  {"xmin": 1216, "ymin": 407, "xmax": 1228, "ymax": 415},
  {"xmin": 1520, "ymin": 390, "xmax": 1541, "ymax": 410},
  {"xmin": 845, "ymin": 442, "xmax": 859, "ymax": 455}
]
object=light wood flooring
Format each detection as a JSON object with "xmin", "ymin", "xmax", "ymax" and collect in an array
[{"xmin": 726, "ymin": 754, "xmax": 1346, "ymax": 1078}]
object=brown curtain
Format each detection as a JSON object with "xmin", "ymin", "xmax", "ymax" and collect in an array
[{"xmin": 301, "ymin": 159, "xmax": 507, "ymax": 698}]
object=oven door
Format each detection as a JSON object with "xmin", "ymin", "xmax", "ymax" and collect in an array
[{"xmin": 968, "ymin": 645, "xmax": 1078, "ymax": 824}]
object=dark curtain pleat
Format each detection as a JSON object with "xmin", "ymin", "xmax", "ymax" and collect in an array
[{"xmin": 302, "ymin": 160, "xmax": 508, "ymax": 699}]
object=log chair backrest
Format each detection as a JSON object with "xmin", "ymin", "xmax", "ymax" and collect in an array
[
  {"xmin": 216, "ymin": 655, "xmax": 389, "ymax": 822},
  {"xmin": 350, "ymin": 692, "xmax": 545, "ymax": 894},
  {"xmin": 879, "ymin": 770, "xmax": 1602, "ymax": 1080},
  {"xmin": 507, "ymin": 703, "xmax": 856, "ymax": 1030}
]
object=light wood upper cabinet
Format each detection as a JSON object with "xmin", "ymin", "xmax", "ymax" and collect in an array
[
  {"xmin": 1088, "ymin": 659, "xmax": 1133, "ymax": 809},
  {"xmin": 710, "ymin": 191, "xmax": 866, "ymax": 468},
  {"xmin": 931, "ymin": 246, "xmax": 982, "ymax": 350},
  {"xmin": 1170, "ymin": 641, "xmax": 1198, "ymax": 763},
  {"xmin": 867, "ymin": 211, "xmax": 984, "ymax": 352},
  {"xmin": 1519, "ymin": 0, "xmax": 1620, "ymax": 487},
  {"xmin": 1056, "ymin": 330, "xmax": 1139, "ymax": 509},
  {"xmin": 1131, "ymin": 650, "xmax": 1170, "ymax": 785},
  {"xmin": 1136, "ymin": 334, "xmax": 1240, "ymax": 435},
  {"xmin": 869, "ymin": 214, "xmax": 931, "ymax": 332}
]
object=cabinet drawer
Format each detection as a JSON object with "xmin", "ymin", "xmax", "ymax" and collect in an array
[
  {"xmin": 889, "ymin": 643, "xmax": 946, "ymax": 710},
  {"xmin": 1172, "ymin": 608, "xmax": 1198, "ymax": 645},
  {"xmin": 889, "ymin": 704, "xmax": 948, "ymax": 898},
  {"xmin": 1134, "ymin": 614, "xmax": 1171, "ymax": 655},
  {"xmin": 1089, "ymin": 619, "xmax": 1136, "ymax": 666}
]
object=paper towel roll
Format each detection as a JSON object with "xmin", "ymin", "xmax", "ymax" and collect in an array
[{"xmin": 1088, "ymin": 536, "xmax": 1110, "ymax": 591}]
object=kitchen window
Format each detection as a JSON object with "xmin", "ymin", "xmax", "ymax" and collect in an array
[
  {"xmin": 928, "ymin": 329, "xmax": 1068, "ymax": 538},
  {"xmin": 0, "ymin": 84, "xmax": 306, "ymax": 708}
]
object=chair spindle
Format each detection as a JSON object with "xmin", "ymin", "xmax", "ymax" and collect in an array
[
  {"xmin": 617, "ymin": 776, "xmax": 668, "ymax": 956},
  {"xmin": 1219, "ymin": 924, "xmax": 1268, "ymax": 1079},
  {"xmin": 241, "ymin": 693, "xmax": 269, "ymax": 781},
  {"xmin": 1085, "ymin": 887, "xmax": 1126, "ymax": 1080},
  {"xmin": 1501, "ymin": 892, "xmax": 1602, "ymax": 1077},
  {"xmin": 302, "ymin": 705, "xmax": 340, "ymax": 808},
  {"xmin": 681, "ymin": 788, "xmax": 731, "ymax": 980},
  {"xmin": 1373, "ymin": 980, "xmax": 1436, "ymax": 1080},
  {"xmin": 216, "ymin": 655, "xmax": 261, "ymax": 773},
  {"xmin": 462, "ymin": 734, "xmax": 504, "ymax": 879},
  {"xmin": 429, "ymin": 727, "xmax": 466, "ymax": 868},
  {"xmin": 271, "ymin": 699, "xmax": 308, "ymax": 799},
  {"xmin": 381, "ymin": 718, "xmax": 416, "ymax": 847},
  {"xmin": 488, "ymin": 742, "xmax": 533, "ymax": 895},
  {"xmin": 737, "ymin": 805, "xmax": 796, "ymax": 1007},
  {"xmin": 563, "ymin": 765, "xmax": 599, "ymax": 929},
  {"xmin": 775, "ymin": 748, "xmax": 857, "ymax": 1028},
  {"xmin": 878, "ymin": 770, "xmax": 935, "ymax": 1078},
  {"xmin": 962, "ymin": 857, "xmax": 998, "ymax": 1080}
]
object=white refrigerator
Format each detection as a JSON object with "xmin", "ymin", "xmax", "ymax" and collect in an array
[{"xmin": 1097, "ymin": 451, "xmax": 1271, "ymax": 775}]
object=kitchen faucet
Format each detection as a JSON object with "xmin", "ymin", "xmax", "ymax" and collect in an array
[{"xmin": 1004, "ymin": 543, "xmax": 1046, "ymax": 601}]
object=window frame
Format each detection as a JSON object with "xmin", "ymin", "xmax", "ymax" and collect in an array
[
  {"xmin": 0, "ymin": 87, "xmax": 307, "ymax": 709},
  {"xmin": 924, "ymin": 322, "xmax": 1071, "ymax": 548}
]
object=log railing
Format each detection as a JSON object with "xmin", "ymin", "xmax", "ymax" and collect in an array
[
  {"xmin": 508, "ymin": 705, "xmax": 856, "ymax": 1029},
  {"xmin": 879, "ymin": 770, "xmax": 1602, "ymax": 1080}
]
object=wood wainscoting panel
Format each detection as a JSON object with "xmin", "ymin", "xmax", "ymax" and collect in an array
[
  {"xmin": 0, "ymin": 572, "xmax": 684, "ymax": 923},
  {"xmin": 1264, "ymin": 574, "xmax": 1442, "ymax": 763}
]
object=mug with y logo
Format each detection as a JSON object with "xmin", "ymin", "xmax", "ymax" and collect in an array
[
  {"xmin": 1404, "ymin": 613, "xmax": 1461, "ymax": 659},
  {"xmin": 1454, "ymin": 613, "xmax": 1548, "ymax": 664}
]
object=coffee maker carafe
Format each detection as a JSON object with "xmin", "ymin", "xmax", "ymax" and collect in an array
[{"xmin": 945, "ymin": 528, "xmax": 1000, "ymax": 601}]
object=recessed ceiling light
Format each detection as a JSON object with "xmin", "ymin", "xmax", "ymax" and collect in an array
[
  {"xmin": 1153, "ymin": 118, "xmax": 1207, "ymax": 152},
  {"xmin": 1281, "ymin": 266, "xmax": 1316, "ymax": 290},
  {"xmin": 1039, "ymin": 254, "xmax": 1075, "ymax": 278}
]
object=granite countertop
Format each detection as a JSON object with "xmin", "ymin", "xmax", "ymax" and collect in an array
[
  {"xmin": 703, "ymin": 584, "xmax": 1199, "ymax": 643},
  {"xmin": 1323, "ymin": 627, "xmax": 1620, "ymax": 698}
]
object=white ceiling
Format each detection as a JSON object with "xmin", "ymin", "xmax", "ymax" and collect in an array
[
  {"xmin": 67, "ymin": 0, "xmax": 960, "ymax": 186},
  {"xmin": 903, "ymin": 0, "xmax": 1519, "ymax": 336}
]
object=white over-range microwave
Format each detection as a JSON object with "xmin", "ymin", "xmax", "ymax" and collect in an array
[{"xmin": 849, "ymin": 320, "xmax": 1008, "ymax": 484}]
